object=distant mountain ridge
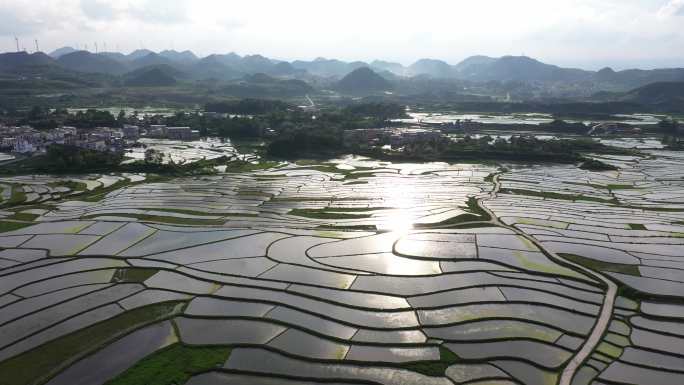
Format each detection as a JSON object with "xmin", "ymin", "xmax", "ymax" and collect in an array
[
  {"xmin": 2, "ymin": 48, "xmax": 683, "ymax": 95},
  {"xmin": 48, "ymin": 47, "xmax": 77, "ymax": 58},
  {"xmin": 0, "ymin": 52, "xmax": 54, "ymax": 70},
  {"xmin": 123, "ymin": 66, "xmax": 179, "ymax": 87},
  {"xmin": 336, "ymin": 67, "xmax": 392, "ymax": 94},
  {"xmin": 56, "ymin": 51, "xmax": 128, "ymax": 75},
  {"xmin": 615, "ymin": 81, "xmax": 684, "ymax": 105}
]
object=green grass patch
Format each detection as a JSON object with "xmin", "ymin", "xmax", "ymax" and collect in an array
[
  {"xmin": 607, "ymin": 184, "xmax": 637, "ymax": 190},
  {"xmin": 414, "ymin": 197, "xmax": 491, "ymax": 228},
  {"xmin": 414, "ymin": 213, "xmax": 483, "ymax": 228},
  {"xmin": 147, "ymin": 208, "xmax": 220, "ymax": 216},
  {"xmin": 344, "ymin": 181, "xmax": 368, "ymax": 185},
  {"xmin": 596, "ymin": 341, "xmax": 623, "ymax": 359},
  {"xmin": 579, "ymin": 159, "xmax": 619, "ymax": 171},
  {"xmin": 1, "ymin": 185, "xmax": 27, "ymax": 208},
  {"xmin": 399, "ymin": 347, "xmax": 459, "ymax": 377},
  {"xmin": 559, "ymin": 253, "xmax": 640, "ymax": 276},
  {"xmin": 8, "ymin": 203, "xmax": 55, "ymax": 212},
  {"xmin": 224, "ymin": 213, "xmax": 259, "ymax": 218},
  {"xmin": 317, "ymin": 224, "xmax": 377, "ymax": 231},
  {"xmin": 74, "ymin": 180, "xmax": 133, "ymax": 203},
  {"xmin": 73, "ymin": 175, "xmax": 169, "ymax": 203},
  {"xmin": 501, "ymin": 188, "xmax": 617, "ymax": 204},
  {"xmin": 444, "ymin": 223, "xmax": 499, "ymax": 229},
  {"xmin": 628, "ymin": 223, "xmax": 647, "ymax": 230},
  {"xmin": 295, "ymin": 165, "xmax": 340, "ymax": 174},
  {"xmin": 228, "ymin": 139, "xmax": 266, "ymax": 153},
  {"xmin": 465, "ymin": 196, "xmax": 491, "ymax": 220},
  {"xmin": 222, "ymin": 161, "xmax": 280, "ymax": 173},
  {"xmin": 344, "ymin": 171, "xmax": 378, "ymax": 180},
  {"xmin": 0, "ymin": 221, "xmax": 34, "ymax": 233},
  {"xmin": 288, "ymin": 208, "xmax": 372, "ymax": 220},
  {"xmin": 604, "ymin": 333, "xmax": 631, "ymax": 347},
  {"xmin": 105, "ymin": 344, "xmax": 231, "ymax": 385},
  {"xmin": 271, "ymin": 197, "xmax": 373, "ymax": 203},
  {"xmin": 513, "ymin": 250, "xmax": 587, "ymax": 280},
  {"xmin": 48, "ymin": 180, "xmax": 88, "ymax": 192},
  {"xmin": 321, "ymin": 207, "xmax": 390, "ymax": 212},
  {"xmin": 235, "ymin": 190, "xmax": 274, "ymax": 197},
  {"xmin": 4, "ymin": 212, "xmax": 39, "ymax": 222},
  {"xmin": 0, "ymin": 302, "xmax": 185, "ymax": 385},
  {"xmin": 112, "ymin": 268, "xmax": 159, "ymax": 283},
  {"xmin": 83, "ymin": 213, "xmax": 225, "ymax": 226},
  {"xmin": 294, "ymin": 159, "xmax": 326, "ymax": 166},
  {"xmin": 294, "ymin": 162, "xmax": 374, "ymax": 176},
  {"xmin": 622, "ymin": 206, "xmax": 684, "ymax": 213},
  {"xmin": 563, "ymin": 181, "xmax": 605, "ymax": 189}
]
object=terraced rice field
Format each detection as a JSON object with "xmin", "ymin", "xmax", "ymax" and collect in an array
[
  {"xmin": 123, "ymin": 138, "xmax": 250, "ymax": 164},
  {"xmin": 0, "ymin": 153, "xmax": 683, "ymax": 385}
]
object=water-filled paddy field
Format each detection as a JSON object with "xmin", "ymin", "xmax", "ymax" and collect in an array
[{"xmin": 1, "ymin": 149, "xmax": 683, "ymax": 385}]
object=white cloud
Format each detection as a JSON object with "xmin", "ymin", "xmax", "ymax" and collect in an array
[
  {"xmin": 1, "ymin": 0, "xmax": 683, "ymax": 69},
  {"xmin": 79, "ymin": 0, "xmax": 189, "ymax": 24},
  {"xmin": 127, "ymin": 0, "xmax": 188, "ymax": 24},
  {"xmin": 658, "ymin": 0, "xmax": 684, "ymax": 17},
  {"xmin": 80, "ymin": 0, "xmax": 118, "ymax": 20},
  {"xmin": 0, "ymin": 7, "xmax": 43, "ymax": 35}
]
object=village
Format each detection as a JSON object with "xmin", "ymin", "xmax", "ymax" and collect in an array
[{"xmin": 0, "ymin": 124, "xmax": 200, "ymax": 155}]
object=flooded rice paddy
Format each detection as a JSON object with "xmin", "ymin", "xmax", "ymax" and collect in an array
[{"xmin": 0, "ymin": 147, "xmax": 683, "ymax": 385}]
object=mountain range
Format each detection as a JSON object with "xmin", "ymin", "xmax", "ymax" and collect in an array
[
  {"xmin": 0, "ymin": 47, "xmax": 682, "ymax": 102},
  {"xmin": 18, "ymin": 47, "xmax": 677, "ymax": 86}
]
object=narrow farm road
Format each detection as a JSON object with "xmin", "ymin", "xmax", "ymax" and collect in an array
[{"xmin": 476, "ymin": 174, "xmax": 618, "ymax": 385}]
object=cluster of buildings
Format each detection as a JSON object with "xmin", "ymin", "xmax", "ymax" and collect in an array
[
  {"xmin": 0, "ymin": 126, "xmax": 128, "ymax": 154},
  {"xmin": 145, "ymin": 125, "xmax": 200, "ymax": 141},
  {"xmin": 588, "ymin": 122, "xmax": 643, "ymax": 136},
  {"xmin": 343, "ymin": 128, "xmax": 446, "ymax": 150},
  {"xmin": 0, "ymin": 124, "xmax": 200, "ymax": 155}
]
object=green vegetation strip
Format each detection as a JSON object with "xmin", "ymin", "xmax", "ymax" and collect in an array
[
  {"xmin": 82, "ymin": 214, "xmax": 225, "ymax": 226},
  {"xmin": 0, "ymin": 185, "xmax": 27, "ymax": 208},
  {"xmin": 559, "ymin": 253, "xmax": 640, "ymax": 276},
  {"xmin": 5, "ymin": 212, "xmax": 39, "ymax": 222},
  {"xmin": 579, "ymin": 159, "xmax": 619, "ymax": 171},
  {"xmin": 0, "ymin": 302, "xmax": 185, "ymax": 385},
  {"xmin": 112, "ymin": 268, "xmax": 159, "ymax": 283},
  {"xmin": 414, "ymin": 197, "xmax": 491, "ymax": 228},
  {"xmin": 563, "ymin": 181, "xmax": 604, "ymax": 189},
  {"xmin": 501, "ymin": 188, "xmax": 616, "ymax": 204},
  {"xmin": 316, "ymin": 224, "xmax": 378, "ymax": 231},
  {"xmin": 147, "ymin": 208, "xmax": 221, "ymax": 216},
  {"xmin": 400, "ymin": 347, "xmax": 459, "ymax": 377},
  {"xmin": 344, "ymin": 172, "xmax": 378, "ymax": 180},
  {"xmin": 607, "ymin": 184, "xmax": 637, "ymax": 190},
  {"xmin": 294, "ymin": 162, "xmax": 375, "ymax": 176},
  {"xmin": 48, "ymin": 181, "xmax": 88, "ymax": 192},
  {"xmin": 628, "ymin": 223, "xmax": 647, "ymax": 230},
  {"xmin": 74, "ymin": 176, "xmax": 168, "ymax": 203},
  {"xmin": 0, "ymin": 221, "xmax": 34, "ymax": 233},
  {"xmin": 105, "ymin": 344, "xmax": 231, "ymax": 385},
  {"xmin": 108, "ymin": 343, "xmax": 455, "ymax": 384},
  {"xmin": 222, "ymin": 161, "xmax": 280, "ymax": 173},
  {"xmin": 288, "ymin": 208, "xmax": 373, "ymax": 220},
  {"xmin": 623, "ymin": 206, "xmax": 684, "ymax": 213}
]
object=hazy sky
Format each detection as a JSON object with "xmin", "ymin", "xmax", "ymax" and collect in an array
[{"xmin": 1, "ymin": 0, "xmax": 683, "ymax": 70}]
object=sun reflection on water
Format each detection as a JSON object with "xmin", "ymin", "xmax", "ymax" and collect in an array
[
  {"xmin": 375, "ymin": 182, "xmax": 417, "ymax": 233},
  {"xmin": 377, "ymin": 211, "xmax": 415, "ymax": 233}
]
